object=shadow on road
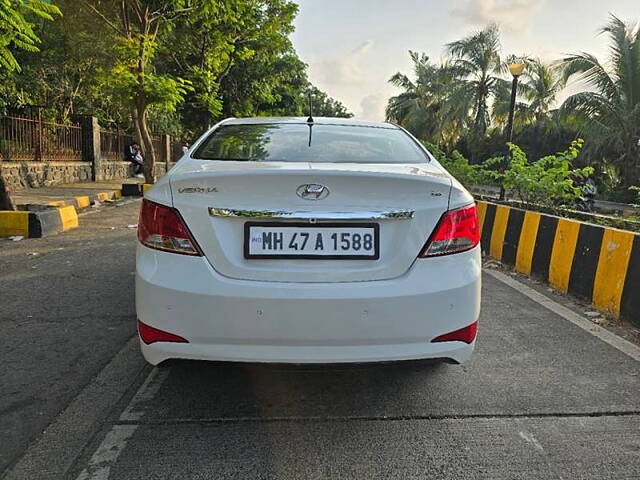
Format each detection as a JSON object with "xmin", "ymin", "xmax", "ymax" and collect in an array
[{"xmin": 139, "ymin": 359, "xmax": 450, "ymax": 421}]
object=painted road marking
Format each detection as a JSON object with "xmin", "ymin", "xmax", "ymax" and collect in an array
[
  {"xmin": 4, "ymin": 337, "xmax": 145, "ymax": 480},
  {"xmin": 75, "ymin": 368, "xmax": 169, "ymax": 480},
  {"xmin": 487, "ymin": 269, "xmax": 640, "ymax": 363}
]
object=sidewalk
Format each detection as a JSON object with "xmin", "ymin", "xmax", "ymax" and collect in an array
[{"xmin": 11, "ymin": 179, "xmax": 144, "ymax": 207}]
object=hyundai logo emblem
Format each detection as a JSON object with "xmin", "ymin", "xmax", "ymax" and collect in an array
[{"xmin": 296, "ymin": 184, "xmax": 329, "ymax": 200}]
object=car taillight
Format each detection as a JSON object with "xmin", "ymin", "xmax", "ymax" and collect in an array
[
  {"xmin": 431, "ymin": 321, "xmax": 478, "ymax": 344},
  {"xmin": 137, "ymin": 199, "xmax": 202, "ymax": 255},
  {"xmin": 419, "ymin": 204, "xmax": 479, "ymax": 257},
  {"xmin": 138, "ymin": 320, "xmax": 189, "ymax": 344}
]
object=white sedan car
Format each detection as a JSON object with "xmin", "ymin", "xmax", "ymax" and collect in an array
[{"xmin": 136, "ymin": 117, "xmax": 481, "ymax": 365}]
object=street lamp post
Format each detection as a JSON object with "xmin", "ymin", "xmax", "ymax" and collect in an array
[{"xmin": 500, "ymin": 61, "xmax": 525, "ymax": 200}]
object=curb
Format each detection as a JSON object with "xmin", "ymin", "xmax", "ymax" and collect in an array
[
  {"xmin": 121, "ymin": 183, "xmax": 152, "ymax": 197},
  {"xmin": 1, "ymin": 188, "xmax": 127, "ymax": 239},
  {"xmin": 477, "ymin": 200, "xmax": 640, "ymax": 327},
  {"xmin": 0, "ymin": 205, "xmax": 79, "ymax": 238},
  {"xmin": 46, "ymin": 190, "xmax": 122, "ymax": 209}
]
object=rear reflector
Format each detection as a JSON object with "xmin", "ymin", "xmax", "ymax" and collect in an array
[
  {"xmin": 137, "ymin": 199, "xmax": 202, "ymax": 255},
  {"xmin": 431, "ymin": 321, "xmax": 478, "ymax": 344},
  {"xmin": 138, "ymin": 320, "xmax": 189, "ymax": 344},
  {"xmin": 419, "ymin": 204, "xmax": 479, "ymax": 257}
]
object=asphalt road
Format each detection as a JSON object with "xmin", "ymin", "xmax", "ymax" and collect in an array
[{"xmin": 2, "ymin": 200, "xmax": 639, "ymax": 479}]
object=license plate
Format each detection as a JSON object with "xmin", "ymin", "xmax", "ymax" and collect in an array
[{"xmin": 244, "ymin": 222, "xmax": 379, "ymax": 259}]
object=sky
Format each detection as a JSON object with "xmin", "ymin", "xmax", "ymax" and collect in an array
[{"xmin": 290, "ymin": 0, "xmax": 639, "ymax": 121}]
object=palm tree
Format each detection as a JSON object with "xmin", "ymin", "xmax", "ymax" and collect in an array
[
  {"xmin": 560, "ymin": 15, "xmax": 640, "ymax": 187},
  {"xmin": 445, "ymin": 24, "xmax": 506, "ymax": 143},
  {"xmin": 522, "ymin": 59, "xmax": 566, "ymax": 123},
  {"xmin": 492, "ymin": 58, "xmax": 566, "ymax": 130},
  {"xmin": 386, "ymin": 52, "xmax": 464, "ymax": 148}
]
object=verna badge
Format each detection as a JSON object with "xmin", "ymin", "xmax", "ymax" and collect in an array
[
  {"xmin": 177, "ymin": 186, "xmax": 218, "ymax": 194},
  {"xmin": 296, "ymin": 184, "xmax": 329, "ymax": 200}
]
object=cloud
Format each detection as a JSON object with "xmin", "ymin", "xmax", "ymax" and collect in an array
[
  {"xmin": 451, "ymin": 0, "xmax": 545, "ymax": 34},
  {"xmin": 351, "ymin": 40, "xmax": 374, "ymax": 55},
  {"xmin": 313, "ymin": 40, "xmax": 375, "ymax": 86},
  {"xmin": 359, "ymin": 94, "xmax": 385, "ymax": 122}
]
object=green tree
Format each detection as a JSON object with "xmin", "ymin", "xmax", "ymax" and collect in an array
[
  {"xmin": 79, "ymin": 0, "xmax": 197, "ymax": 183},
  {"xmin": 386, "ymin": 52, "xmax": 464, "ymax": 149},
  {"xmin": 521, "ymin": 59, "xmax": 566, "ymax": 124},
  {"xmin": 445, "ymin": 24, "xmax": 507, "ymax": 155},
  {"xmin": 0, "ymin": 0, "xmax": 61, "ymax": 210},
  {"xmin": 0, "ymin": 0, "xmax": 60, "ymax": 71},
  {"xmin": 560, "ymin": 15, "xmax": 640, "ymax": 191},
  {"xmin": 5, "ymin": 0, "xmax": 116, "ymax": 123},
  {"xmin": 303, "ymin": 86, "xmax": 352, "ymax": 118},
  {"xmin": 492, "ymin": 58, "xmax": 566, "ymax": 130}
]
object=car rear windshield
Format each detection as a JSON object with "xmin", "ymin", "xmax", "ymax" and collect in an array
[{"xmin": 192, "ymin": 123, "xmax": 429, "ymax": 163}]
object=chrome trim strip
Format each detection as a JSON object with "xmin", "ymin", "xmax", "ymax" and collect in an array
[{"xmin": 208, "ymin": 207, "xmax": 414, "ymax": 220}]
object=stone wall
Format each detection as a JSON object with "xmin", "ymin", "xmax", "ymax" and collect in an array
[
  {"xmin": 98, "ymin": 161, "xmax": 134, "ymax": 180},
  {"xmin": 98, "ymin": 160, "xmax": 174, "ymax": 180},
  {"xmin": 1, "ymin": 160, "xmax": 177, "ymax": 190},
  {"xmin": 1, "ymin": 161, "xmax": 92, "ymax": 189}
]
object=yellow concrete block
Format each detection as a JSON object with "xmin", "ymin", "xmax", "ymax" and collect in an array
[
  {"xmin": 515, "ymin": 212, "xmax": 541, "ymax": 276},
  {"xmin": 142, "ymin": 184, "xmax": 152, "ymax": 193},
  {"xmin": 96, "ymin": 192, "xmax": 111, "ymax": 202},
  {"xmin": 57, "ymin": 205, "xmax": 79, "ymax": 231},
  {"xmin": 48, "ymin": 200, "xmax": 67, "ymax": 207},
  {"xmin": 593, "ymin": 229, "xmax": 635, "ymax": 318},
  {"xmin": 0, "ymin": 211, "xmax": 30, "ymax": 237},
  {"xmin": 113, "ymin": 190, "xmax": 122, "ymax": 199},
  {"xmin": 489, "ymin": 206, "xmax": 510, "ymax": 260},
  {"xmin": 548, "ymin": 219, "xmax": 580, "ymax": 293},
  {"xmin": 476, "ymin": 201, "xmax": 488, "ymax": 236},
  {"xmin": 75, "ymin": 196, "xmax": 91, "ymax": 209}
]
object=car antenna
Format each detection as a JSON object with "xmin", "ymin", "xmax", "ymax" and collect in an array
[
  {"xmin": 306, "ymin": 91, "xmax": 314, "ymax": 124},
  {"xmin": 307, "ymin": 91, "xmax": 314, "ymax": 147}
]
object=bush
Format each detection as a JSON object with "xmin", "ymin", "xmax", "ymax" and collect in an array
[
  {"xmin": 629, "ymin": 186, "xmax": 640, "ymax": 207},
  {"xmin": 423, "ymin": 142, "xmax": 493, "ymax": 188},
  {"xmin": 493, "ymin": 140, "xmax": 594, "ymax": 211},
  {"xmin": 426, "ymin": 139, "xmax": 596, "ymax": 213}
]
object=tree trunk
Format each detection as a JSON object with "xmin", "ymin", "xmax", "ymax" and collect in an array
[
  {"xmin": 136, "ymin": 103, "xmax": 156, "ymax": 184},
  {"xmin": 0, "ymin": 165, "xmax": 17, "ymax": 211},
  {"xmin": 132, "ymin": 106, "xmax": 143, "ymax": 148}
]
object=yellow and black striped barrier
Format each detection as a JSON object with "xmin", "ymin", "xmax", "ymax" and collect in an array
[
  {"xmin": 478, "ymin": 201, "xmax": 639, "ymax": 326},
  {"xmin": 1, "ymin": 188, "xmax": 128, "ymax": 238},
  {"xmin": 0, "ymin": 205, "xmax": 78, "ymax": 238}
]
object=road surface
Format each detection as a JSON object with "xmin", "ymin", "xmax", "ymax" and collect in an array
[{"xmin": 1, "ymin": 200, "xmax": 639, "ymax": 479}]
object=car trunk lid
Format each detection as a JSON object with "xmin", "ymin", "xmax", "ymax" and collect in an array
[{"xmin": 170, "ymin": 160, "xmax": 451, "ymax": 282}]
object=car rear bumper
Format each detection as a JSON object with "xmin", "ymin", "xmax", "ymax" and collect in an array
[{"xmin": 136, "ymin": 244, "xmax": 481, "ymax": 365}]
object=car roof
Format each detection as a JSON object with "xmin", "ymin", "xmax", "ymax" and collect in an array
[{"xmin": 220, "ymin": 117, "xmax": 399, "ymax": 129}]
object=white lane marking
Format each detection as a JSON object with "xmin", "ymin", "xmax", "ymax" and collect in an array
[
  {"xmin": 75, "ymin": 426, "xmax": 138, "ymax": 480},
  {"xmin": 75, "ymin": 368, "xmax": 169, "ymax": 480},
  {"xmin": 486, "ymin": 269, "xmax": 640, "ymax": 362},
  {"xmin": 4, "ymin": 337, "xmax": 144, "ymax": 480},
  {"xmin": 120, "ymin": 367, "xmax": 168, "ymax": 421},
  {"xmin": 518, "ymin": 430, "xmax": 544, "ymax": 453}
]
